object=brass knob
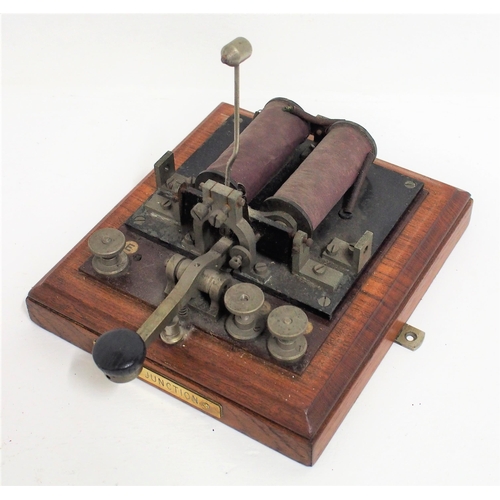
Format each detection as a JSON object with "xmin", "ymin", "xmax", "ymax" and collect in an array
[
  {"xmin": 88, "ymin": 228, "xmax": 129, "ymax": 276},
  {"xmin": 224, "ymin": 282, "xmax": 265, "ymax": 341},
  {"xmin": 267, "ymin": 305, "xmax": 308, "ymax": 362}
]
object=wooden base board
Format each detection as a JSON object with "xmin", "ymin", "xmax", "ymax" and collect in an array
[{"xmin": 26, "ymin": 103, "xmax": 472, "ymax": 466}]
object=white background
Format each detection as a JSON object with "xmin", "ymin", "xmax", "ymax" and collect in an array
[{"xmin": 2, "ymin": 12, "xmax": 499, "ymax": 486}]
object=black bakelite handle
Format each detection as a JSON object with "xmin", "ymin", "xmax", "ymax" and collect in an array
[{"xmin": 92, "ymin": 329, "xmax": 147, "ymax": 383}]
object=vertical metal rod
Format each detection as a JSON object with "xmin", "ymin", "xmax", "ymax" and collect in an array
[{"xmin": 225, "ymin": 64, "xmax": 240, "ymax": 186}]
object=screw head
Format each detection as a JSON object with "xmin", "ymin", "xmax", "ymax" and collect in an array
[
  {"xmin": 326, "ymin": 242, "xmax": 338, "ymax": 255},
  {"xmin": 253, "ymin": 262, "xmax": 268, "ymax": 275},
  {"xmin": 312, "ymin": 263, "xmax": 326, "ymax": 275},
  {"xmin": 317, "ymin": 296, "xmax": 331, "ymax": 307}
]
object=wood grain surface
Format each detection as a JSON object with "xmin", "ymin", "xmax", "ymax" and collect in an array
[{"xmin": 27, "ymin": 103, "xmax": 472, "ymax": 465}]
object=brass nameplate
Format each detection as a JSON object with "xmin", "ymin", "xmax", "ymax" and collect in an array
[{"xmin": 139, "ymin": 367, "xmax": 222, "ymax": 418}]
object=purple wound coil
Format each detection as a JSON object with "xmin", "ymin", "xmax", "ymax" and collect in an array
[
  {"xmin": 196, "ymin": 98, "xmax": 310, "ymax": 203},
  {"xmin": 263, "ymin": 121, "xmax": 376, "ymax": 234}
]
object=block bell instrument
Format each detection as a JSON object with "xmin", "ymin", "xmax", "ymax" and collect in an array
[{"xmin": 27, "ymin": 37, "xmax": 472, "ymax": 465}]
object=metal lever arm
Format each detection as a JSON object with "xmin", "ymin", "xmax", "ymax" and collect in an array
[
  {"xmin": 92, "ymin": 237, "xmax": 233, "ymax": 383},
  {"xmin": 137, "ymin": 237, "xmax": 233, "ymax": 346},
  {"xmin": 220, "ymin": 37, "xmax": 252, "ymax": 187}
]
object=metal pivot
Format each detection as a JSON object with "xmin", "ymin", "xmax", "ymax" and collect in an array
[
  {"xmin": 220, "ymin": 37, "xmax": 252, "ymax": 187},
  {"xmin": 165, "ymin": 253, "xmax": 232, "ymax": 318},
  {"xmin": 191, "ymin": 179, "xmax": 257, "ymax": 267},
  {"xmin": 137, "ymin": 237, "xmax": 233, "ymax": 346}
]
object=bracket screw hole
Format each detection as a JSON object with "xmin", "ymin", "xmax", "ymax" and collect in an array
[{"xmin": 405, "ymin": 332, "xmax": 417, "ymax": 342}]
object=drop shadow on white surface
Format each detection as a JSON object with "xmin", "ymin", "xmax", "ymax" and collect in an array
[{"xmin": 67, "ymin": 347, "xmax": 120, "ymax": 395}]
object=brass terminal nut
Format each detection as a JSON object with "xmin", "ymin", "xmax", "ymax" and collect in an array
[
  {"xmin": 224, "ymin": 282, "xmax": 265, "ymax": 341},
  {"xmin": 88, "ymin": 228, "xmax": 129, "ymax": 277},
  {"xmin": 267, "ymin": 305, "xmax": 308, "ymax": 362}
]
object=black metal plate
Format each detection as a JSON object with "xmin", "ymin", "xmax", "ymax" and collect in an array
[
  {"xmin": 80, "ymin": 114, "xmax": 425, "ymax": 373},
  {"xmin": 234, "ymin": 165, "xmax": 424, "ymax": 317},
  {"xmin": 125, "ymin": 115, "xmax": 424, "ymax": 317}
]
